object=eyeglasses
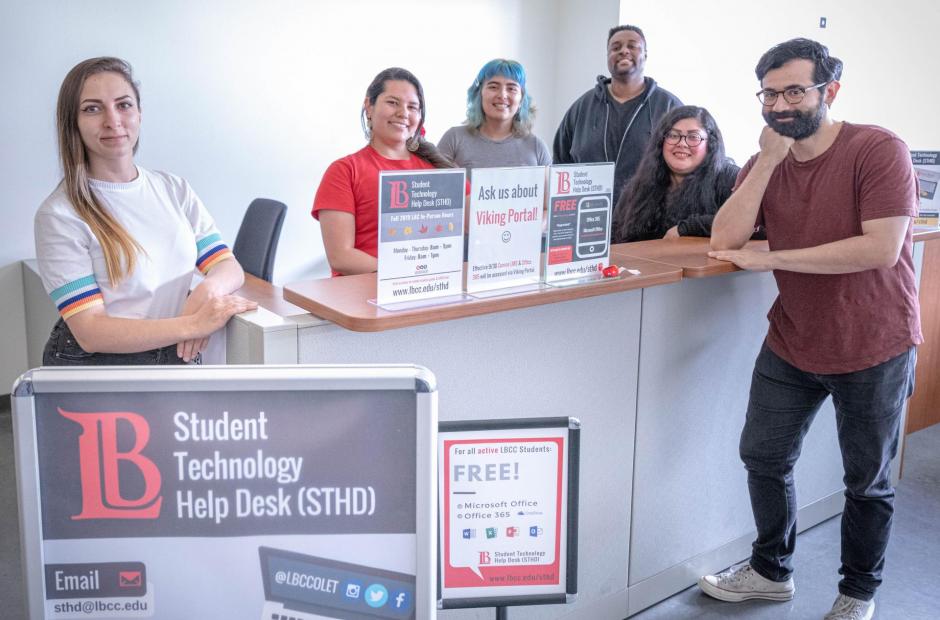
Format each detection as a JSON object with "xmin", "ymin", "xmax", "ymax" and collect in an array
[
  {"xmin": 756, "ymin": 82, "xmax": 828, "ymax": 105},
  {"xmin": 664, "ymin": 130, "xmax": 707, "ymax": 147}
]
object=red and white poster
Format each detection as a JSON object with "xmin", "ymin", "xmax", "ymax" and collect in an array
[{"xmin": 438, "ymin": 424, "xmax": 574, "ymax": 603}]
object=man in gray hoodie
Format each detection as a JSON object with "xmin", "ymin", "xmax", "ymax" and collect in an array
[{"xmin": 553, "ymin": 25, "xmax": 682, "ymax": 205}]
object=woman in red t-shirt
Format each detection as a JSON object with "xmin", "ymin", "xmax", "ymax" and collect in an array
[{"xmin": 313, "ymin": 67, "xmax": 454, "ymax": 276}]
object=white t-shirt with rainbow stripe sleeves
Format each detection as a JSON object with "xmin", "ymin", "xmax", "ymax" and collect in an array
[{"xmin": 35, "ymin": 167, "xmax": 233, "ymax": 321}]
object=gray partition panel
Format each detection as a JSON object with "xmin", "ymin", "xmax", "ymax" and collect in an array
[
  {"xmin": 295, "ymin": 292, "xmax": 643, "ymax": 620},
  {"xmin": 630, "ymin": 272, "xmax": 845, "ymax": 589}
]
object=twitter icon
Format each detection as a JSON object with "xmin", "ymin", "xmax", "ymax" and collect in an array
[{"xmin": 364, "ymin": 583, "xmax": 388, "ymax": 608}]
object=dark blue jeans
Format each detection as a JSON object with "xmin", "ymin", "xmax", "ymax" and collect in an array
[
  {"xmin": 42, "ymin": 318, "xmax": 188, "ymax": 366},
  {"xmin": 739, "ymin": 343, "xmax": 916, "ymax": 601}
]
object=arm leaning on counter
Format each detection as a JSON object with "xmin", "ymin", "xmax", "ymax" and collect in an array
[{"xmin": 709, "ymin": 126, "xmax": 909, "ymax": 274}]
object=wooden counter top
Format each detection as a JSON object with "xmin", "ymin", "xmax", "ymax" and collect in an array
[
  {"xmin": 283, "ymin": 255, "xmax": 681, "ymax": 332},
  {"xmin": 915, "ymin": 227, "xmax": 940, "ymax": 242},
  {"xmin": 611, "ymin": 230, "xmax": 939, "ymax": 278},
  {"xmin": 267, "ymin": 231, "xmax": 940, "ymax": 333},
  {"xmin": 611, "ymin": 237, "xmax": 769, "ymax": 278},
  {"xmin": 237, "ymin": 274, "xmax": 307, "ymax": 317}
]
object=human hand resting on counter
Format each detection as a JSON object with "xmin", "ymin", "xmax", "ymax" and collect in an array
[
  {"xmin": 707, "ymin": 248, "xmax": 774, "ymax": 272},
  {"xmin": 663, "ymin": 225, "xmax": 680, "ymax": 239},
  {"xmin": 177, "ymin": 284, "xmax": 257, "ymax": 362}
]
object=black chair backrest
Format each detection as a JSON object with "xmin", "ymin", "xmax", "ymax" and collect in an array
[{"xmin": 232, "ymin": 198, "xmax": 287, "ymax": 282}]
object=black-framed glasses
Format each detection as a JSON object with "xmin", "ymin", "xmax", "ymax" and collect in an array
[
  {"xmin": 756, "ymin": 82, "xmax": 828, "ymax": 105},
  {"xmin": 664, "ymin": 130, "xmax": 707, "ymax": 147}
]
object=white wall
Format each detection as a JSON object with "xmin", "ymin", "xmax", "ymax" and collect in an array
[
  {"xmin": 1, "ymin": 0, "xmax": 626, "ymax": 388},
  {"xmin": 620, "ymin": 0, "xmax": 940, "ymax": 164}
]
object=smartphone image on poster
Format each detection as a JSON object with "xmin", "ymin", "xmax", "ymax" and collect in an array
[{"xmin": 575, "ymin": 196, "xmax": 610, "ymax": 258}]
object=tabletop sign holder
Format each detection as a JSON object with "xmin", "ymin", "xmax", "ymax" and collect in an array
[
  {"xmin": 373, "ymin": 168, "xmax": 469, "ymax": 311},
  {"xmin": 544, "ymin": 163, "xmax": 614, "ymax": 288},
  {"xmin": 437, "ymin": 417, "xmax": 580, "ymax": 618},
  {"xmin": 12, "ymin": 365, "xmax": 438, "ymax": 620},
  {"xmin": 466, "ymin": 166, "xmax": 547, "ymax": 300}
]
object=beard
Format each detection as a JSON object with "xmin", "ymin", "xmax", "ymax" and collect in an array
[{"xmin": 763, "ymin": 98, "xmax": 826, "ymax": 140}]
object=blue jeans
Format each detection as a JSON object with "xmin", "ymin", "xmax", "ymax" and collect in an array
[
  {"xmin": 42, "ymin": 318, "xmax": 189, "ymax": 366},
  {"xmin": 739, "ymin": 343, "xmax": 916, "ymax": 601}
]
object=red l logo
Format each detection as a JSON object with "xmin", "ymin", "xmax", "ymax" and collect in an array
[
  {"xmin": 389, "ymin": 181, "xmax": 410, "ymax": 208},
  {"xmin": 59, "ymin": 408, "xmax": 162, "ymax": 520},
  {"xmin": 556, "ymin": 172, "xmax": 571, "ymax": 194}
]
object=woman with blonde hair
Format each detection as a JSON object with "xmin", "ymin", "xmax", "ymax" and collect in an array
[{"xmin": 35, "ymin": 56, "xmax": 256, "ymax": 365}]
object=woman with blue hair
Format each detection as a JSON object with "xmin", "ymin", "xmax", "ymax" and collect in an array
[{"xmin": 439, "ymin": 59, "xmax": 551, "ymax": 174}]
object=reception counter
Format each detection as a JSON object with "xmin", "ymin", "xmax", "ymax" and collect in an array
[
  {"xmin": 20, "ymin": 233, "xmax": 934, "ymax": 619},
  {"xmin": 223, "ymin": 233, "xmax": 935, "ymax": 619}
]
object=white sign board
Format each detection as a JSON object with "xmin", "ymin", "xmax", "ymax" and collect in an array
[
  {"xmin": 912, "ymin": 151, "xmax": 940, "ymax": 227},
  {"xmin": 376, "ymin": 169, "xmax": 466, "ymax": 305},
  {"xmin": 438, "ymin": 418, "xmax": 579, "ymax": 608},
  {"xmin": 467, "ymin": 167, "xmax": 544, "ymax": 294},
  {"xmin": 544, "ymin": 164, "xmax": 614, "ymax": 284}
]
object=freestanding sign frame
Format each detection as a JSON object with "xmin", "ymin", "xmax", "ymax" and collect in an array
[
  {"xmin": 12, "ymin": 365, "xmax": 437, "ymax": 620},
  {"xmin": 437, "ymin": 417, "xmax": 579, "ymax": 611}
]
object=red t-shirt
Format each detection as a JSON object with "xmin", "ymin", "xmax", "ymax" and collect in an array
[
  {"xmin": 737, "ymin": 123, "xmax": 922, "ymax": 374},
  {"xmin": 312, "ymin": 146, "xmax": 435, "ymax": 272}
]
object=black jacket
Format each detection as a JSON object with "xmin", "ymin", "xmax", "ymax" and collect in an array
[{"xmin": 553, "ymin": 76, "xmax": 682, "ymax": 205}]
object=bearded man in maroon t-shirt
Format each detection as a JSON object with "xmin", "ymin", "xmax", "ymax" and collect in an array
[{"xmin": 696, "ymin": 38, "xmax": 922, "ymax": 620}]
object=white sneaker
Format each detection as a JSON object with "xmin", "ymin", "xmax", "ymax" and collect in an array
[
  {"xmin": 698, "ymin": 562, "xmax": 795, "ymax": 602},
  {"xmin": 823, "ymin": 593, "xmax": 875, "ymax": 620}
]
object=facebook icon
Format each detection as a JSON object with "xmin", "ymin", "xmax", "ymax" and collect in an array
[{"xmin": 390, "ymin": 590, "xmax": 411, "ymax": 613}]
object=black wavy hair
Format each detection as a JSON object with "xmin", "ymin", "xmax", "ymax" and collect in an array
[
  {"xmin": 755, "ymin": 38, "xmax": 843, "ymax": 83},
  {"xmin": 614, "ymin": 105, "xmax": 728, "ymax": 242}
]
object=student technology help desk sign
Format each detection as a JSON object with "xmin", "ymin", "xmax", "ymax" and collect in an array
[
  {"xmin": 376, "ymin": 169, "xmax": 466, "ymax": 306},
  {"xmin": 545, "ymin": 163, "xmax": 614, "ymax": 284},
  {"xmin": 12, "ymin": 366, "xmax": 437, "ymax": 620}
]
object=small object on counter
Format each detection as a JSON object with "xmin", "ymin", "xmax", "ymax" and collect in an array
[{"xmin": 603, "ymin": 265, "xmax": 621, "ymax": 278}]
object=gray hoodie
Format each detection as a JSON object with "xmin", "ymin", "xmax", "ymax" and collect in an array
[{"xmin": 553, "ymin": 76, "xmax": 682, "ymax": 205}]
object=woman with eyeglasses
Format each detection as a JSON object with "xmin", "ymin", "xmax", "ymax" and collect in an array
[
  {"xmin": 612, "ymin": 105, "xmax": 740, "ymax": 243},
  {"xmin": 438, "ymin": 59, "xmax": 550, "ymax": 175},
  {"xmin": 313, "ymin": 67, "xmax": 454, "ymax": 276},
  {"xmin": 34, "ymin": 57, "xmax": 256, "ymax": 366}
]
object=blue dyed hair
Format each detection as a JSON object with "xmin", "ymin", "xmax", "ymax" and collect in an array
[{"xmin": 465, "ymin": 59, "xmax": 536, "ymax": 136}]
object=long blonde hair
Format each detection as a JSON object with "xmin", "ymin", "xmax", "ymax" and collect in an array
[{"xmin": 56, "ymin": 57, "xmax": 145, "ymax": 284}]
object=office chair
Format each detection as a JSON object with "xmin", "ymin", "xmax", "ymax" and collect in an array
[{"xmin": 232, "ymin": 198, "xmax": 287, "ymax": 282}]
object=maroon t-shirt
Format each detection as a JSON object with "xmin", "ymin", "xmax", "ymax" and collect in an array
[{"xmin": 737, "ymin": 123, "xmax": 922, "ymax": 374}]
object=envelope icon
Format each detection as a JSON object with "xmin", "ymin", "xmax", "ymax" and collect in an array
[{"xmin": 119, "ymin": 571, "xmax": 142, "ymax": 587}]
